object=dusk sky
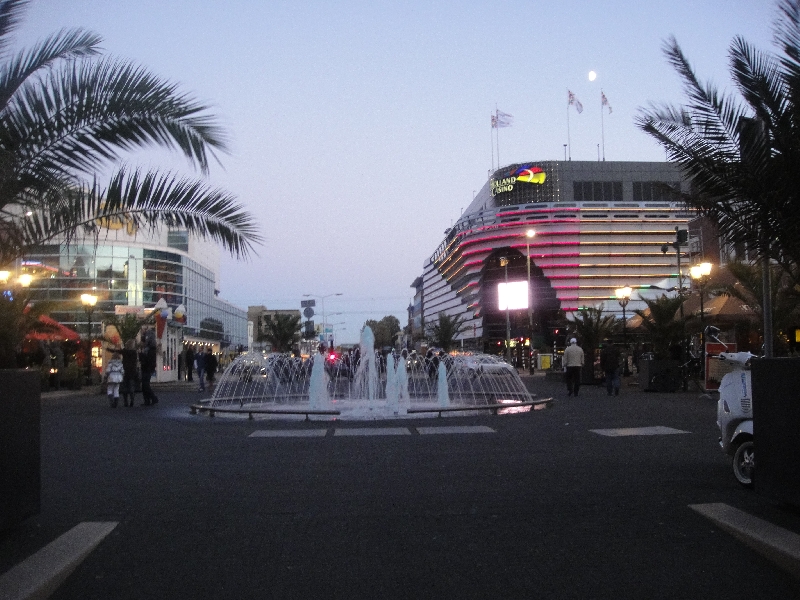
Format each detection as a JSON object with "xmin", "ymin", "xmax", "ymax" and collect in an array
[{"xmin": 19, "ymin": 0, "xmax": 773, "ymax": 343}]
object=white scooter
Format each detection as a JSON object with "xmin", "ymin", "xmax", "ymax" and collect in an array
[{"xmin": 710, "ymin": 327, "xmax": 757, "ymax": 487}]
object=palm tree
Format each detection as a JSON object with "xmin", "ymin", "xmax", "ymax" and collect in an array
[
  {"xmin": 634, "ymin": 295, "xmax": 686, "ymax": 360},
  {"xmin": 258, "ymin": 313, "xmax": 302, "ymax": 353},
  {"xmin": 0, "ymin": 0, "xmax": 261, "ymax": 266},
  {"xmin": 426, "ymin": 312, "xmax": 468, "ymax": 352},
  {"xmin": 567, "ymin": 307, "xmax": 617, "ymax": 380},
  {"xmin": 636, "ymin": 0, "xmax": 800, "ymax": 356}
]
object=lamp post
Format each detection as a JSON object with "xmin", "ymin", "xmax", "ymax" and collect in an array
[
  {"xmin": 303, "ymin": 293, "xmax": 342, "ymax": 349},
  {"xmin": 615, "ymin": 286, "xmax": 632, "ymax": 376},
  {"xmin": 690, "ymin": 262, "xmax": 713, "ymax": 377},
  {"xmin": 81, "ymin": 293, "xmax": 98, "ymax": 384},
  {"xmin": 525, "ymin": 229, "xmax": 535, "ymax": 374},
  {"xmin": 499, "ymin": 256, "xmax": 512, "ymax": 364}
]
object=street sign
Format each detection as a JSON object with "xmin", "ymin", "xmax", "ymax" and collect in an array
[
  {"xmin": 303, "ymin": 307, "xmax": 315, "ymax": 319},
  {"xmin": 300, "ymin": 299, "xmax": 316, "ymax": 308}
]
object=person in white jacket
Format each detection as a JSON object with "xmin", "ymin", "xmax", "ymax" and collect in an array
[
  {"xmin": 563, "ymin": 338, "xmax": 585, "ymax": 397},
  {"xmin": 105, "ymin": 351, "xmax": 125, "ymax": 408}
]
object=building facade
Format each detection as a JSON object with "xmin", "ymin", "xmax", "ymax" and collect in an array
[
  {"xmin": 12, "ymin": 224, "xmax": 247, "ymax": 380},
  {"xmin": 413, "ymin": 160, "xmax": 702, "ymax": 354}
]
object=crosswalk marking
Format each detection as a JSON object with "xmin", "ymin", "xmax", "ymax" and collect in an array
[
  {"xmin": 590, "ymin": 426, "xmax": 690, "ymax": 437},
  {"xmin": 417, "ymin": 426, "xmax": 495, "ymax": 435},
  {"xmin": 334, "ymin": 427, "xmax": 411, "ymax": 436},
  {"xmin": 249, "ymin": 430, "xmax": 328, "ymax": 438}
]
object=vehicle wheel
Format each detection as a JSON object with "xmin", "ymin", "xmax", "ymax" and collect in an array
[{"xmin": 732, "ymin": 439, "xmax": 755, "ymax": 488}]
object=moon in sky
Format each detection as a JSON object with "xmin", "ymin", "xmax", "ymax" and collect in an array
[{"xmin": 588, "ymin": 71, "xmax": 597, "ymax": 81}]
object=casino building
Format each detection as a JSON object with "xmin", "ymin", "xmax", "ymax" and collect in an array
[{"xmin": 412, "ymin": 160, "xmax": 699, "ymax": 355}]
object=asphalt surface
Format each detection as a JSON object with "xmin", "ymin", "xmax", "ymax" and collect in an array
[{"xmin": 2, "ymin": 373, "xmax": 800, "ymax": 599}]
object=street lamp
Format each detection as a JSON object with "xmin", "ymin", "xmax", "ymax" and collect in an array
[
  {"xmin": 81, "ymin": 293, "xmax": 98, "ymax": 384},
  {"xmin": 303, "ymin": 293, "xmax": 342, "ymax": 349},
  {"xmin": 615, "ymin": 286, "xmax": 632, "ymax": 376},
  {"xmin": 525, "ymin": 229, "xmax": 535, "ymax": 374},
  {"xmin": 499, "ymin": 256, "xmax": 512, "ymax": 364},
  {"xmin": 690, "ymin": 262, "xmax": 713, "ymax": 376}
]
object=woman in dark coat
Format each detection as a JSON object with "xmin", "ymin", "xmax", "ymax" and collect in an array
[{"xmin": 121, "ymin": 339, "xmax": 139, "ymax": 407}]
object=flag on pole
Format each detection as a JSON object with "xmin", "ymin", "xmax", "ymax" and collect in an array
[
  {"xmin": 601, "ymin": 91, "xmax": 612, "ymax": 114},
  {"xmin": 568, "ymin": 90, "xmax": 583, "ymax": 114},
  {"xmin": 493, "ymin": 109, "xmax": 513, "ymax": 128}
]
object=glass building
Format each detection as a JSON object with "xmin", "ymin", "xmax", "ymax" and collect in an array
[{"xmin": 11, "ymin": 225, "xmax": 247, "ymax": 380}]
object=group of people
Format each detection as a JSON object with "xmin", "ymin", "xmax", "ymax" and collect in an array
[
  {"xmin": 182, "ymin": 346, "xmax": 218, "ymax": 392},
  {"xmin": 562, "ymin": 337, "xmax": 624, "ymax": 397},
  {"xmin": 104, "ymin": 338, "xmax": 160, "ymax": 408}
]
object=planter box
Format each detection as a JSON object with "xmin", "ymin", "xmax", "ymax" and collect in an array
[
  {"xmin": 752, "ymin": 358, "xmax": 800, "ymax": 507},
  {"xmin": 640, "ymin": 359, "xmax": 681, "ymax": 392},
  {"xmin": 0, "ymin": 369, "xmax": 41, "ymax": 530}
]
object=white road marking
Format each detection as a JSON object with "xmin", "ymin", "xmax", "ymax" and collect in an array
[
  {"xmin": 0, "ymin": 521, "xmax": 118, "ymax": 600},
  {"xmin": 417, "ymin": 426, "xmax": 496, "ymax": 435},
  {"xmin": 334, "ymin": 427, "xmax": 411, "ymax": 436},
  {"xmin": 249, "ymin": 430, "xmax": 328, "ymax": 438},
  {"xmin": 590, "ymin": 426, "xmax": 690, "ymax": 437}
]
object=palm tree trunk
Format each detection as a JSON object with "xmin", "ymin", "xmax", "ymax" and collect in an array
[{"xmin": 762, "ymin": 252, "xmax": 774, "ymax": 358}]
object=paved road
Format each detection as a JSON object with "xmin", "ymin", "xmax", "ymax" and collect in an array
[{"xmin": 2, "ymin": 374, "xmax": 800, "ymax": 598}]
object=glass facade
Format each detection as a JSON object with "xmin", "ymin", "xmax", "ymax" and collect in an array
[{"xmin": 15, "ymin": 236, "xmax": 247, "ymax": 349}]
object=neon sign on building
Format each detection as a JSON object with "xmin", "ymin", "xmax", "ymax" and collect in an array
[{"xmin": 490, "ymin": 165, "xmax": 546, "ymax": 197}]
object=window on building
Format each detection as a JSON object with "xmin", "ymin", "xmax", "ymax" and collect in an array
[
  {"xmin": 167, "ymin": 230, "xmax": 189, "ymax": 252},
  {"xmin": 633, "ymin": 181, "xmax": 680, "ymax": 202},
  {"xmin": 573, "ymin": 181, "xmax": 622, "ymax": 202}
]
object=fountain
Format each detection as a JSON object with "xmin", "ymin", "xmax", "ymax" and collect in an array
[{"xmin": 202, "ymin": 326, "xmax": 538, "ymax": 420}]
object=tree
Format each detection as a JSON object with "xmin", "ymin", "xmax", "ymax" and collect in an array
[
  {"xmin": 0, "ymin": 0, "xmax": 262, "ymax": 367},
  {"xmin": 258, "ymin": 313, "xmax": 301, "ymax": 353},
  {"xmin": 635, "ymin": 295, "xmax": 687, "ymax": 360},
  {"xmin": 364, "ymin": 315, "xmax": 401, "ymax": 349},
  {"xmin": 714, "ymin": 261, "xmax": 800, "ymax": 353},
  {"xmin": 567, "ymin": 307, "xmax": 617, "ymax": 379},
  {"xmin": 102, "ymin": 312, "xmax": 156, "ymax": 346},
  {"xmin": 0, "ymin": 0, "xmax": 262, "ymax": 267},
  {"xmin": 0, "ymin": 288, "xmax": 55, "ymax": 367},
  {"xmin": 636, "ymin": 0, "xmax": 800, "ymax": 356},
  {"xmin": 426, "ymin": 312, "xmax": 468, "ymax": 352}
]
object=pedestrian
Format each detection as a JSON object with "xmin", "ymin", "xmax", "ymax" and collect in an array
[
  {"xmin": 185, "ymin": 346, "xmax": 195, "ymax": 382},
  {"xmin": 139, "ymin": 339, "xmax": 159, "ymax": 405},
  {"xmin": 563, "ymin": 337, "xmax": 585, "ymax": 397},
  {"xmin": 105, "ymin": 350, "xmax": 124, "ymax": 408},
  {"xmin": 204, "ymin": 348, "xmax": 217, "ymax": 391},
  {"xmin": 195, "ymin": 349, "xmax": 206, "ymax": 392},
  {"xmin": 121, "ymin": 339, "xmax": 139, "ymax": 407},
  {"xmin": 52, "ymin": 343, "xmax": 64, "ymax": 391},
  {"xmin": 600, "ymin": 340, "xmax": 621, "ymax": 396}
]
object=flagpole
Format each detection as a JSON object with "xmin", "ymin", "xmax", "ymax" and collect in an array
[
  {"xmin": 567, "ymin": 99, "xmax": 571, "ymax": 161},
  {"xmin": 491, "ymin": 115, "xmax": 495, "ymax": 171},
  {"xmin": 495, "ymin": 106, "xmax": 501, "ymax": 168},
  {"xmin": 601, "ymin": 90, "xmax": 606, "ymax": 161}
]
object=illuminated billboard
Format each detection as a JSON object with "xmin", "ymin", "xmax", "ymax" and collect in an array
[
  {"xmin": 490, "ymin": 162, "xmax": 556, "ymax": 206},
  {"xmin": 498, "ymin": 281, "xmax": 529, "ymax": 310}
]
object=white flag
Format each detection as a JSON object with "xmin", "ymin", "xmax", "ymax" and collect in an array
[{"xmin": 568, "ymin": 90, "xmax": 583, "ymax": 114}]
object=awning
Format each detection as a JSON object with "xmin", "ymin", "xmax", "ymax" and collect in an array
[{"xmin": 26, "ymin": 315, "xmax": 81, "ymax": 342}]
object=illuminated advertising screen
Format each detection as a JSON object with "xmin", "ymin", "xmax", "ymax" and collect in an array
[
  {"xmin": 490, "ymin": 162, "xmax": 556, "ymax": 206},
  {"xmin": 498, "ymin": 281, "xmax": 529, "ymax": 310}
]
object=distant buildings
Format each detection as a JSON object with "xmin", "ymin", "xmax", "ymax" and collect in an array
[{"xmin": 411, "ymin": 160, "xmax": 709, "ymax": 355}]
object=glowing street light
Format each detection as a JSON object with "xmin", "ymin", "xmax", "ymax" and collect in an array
[
  {"xmin": 690, "ymin": 262, "xmax": 713, "ymax": 376},
  {"xmin": 525, "ymin": 229, "xmax": 535, "ymax": 374},
  {"xmin": 499, "ymin": 256, "xmax": 512, "ymax": 364},
  {"xmin": 81, "ymin": 293, "xmax": 98, "ymax": 384}
]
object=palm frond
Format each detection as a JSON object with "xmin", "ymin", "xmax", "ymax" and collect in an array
[
  {"xmin": 0, "ymin": 0, "xmax": 28, "ymax": 57},
  {"xmin": 5, "ymin": 57, "xmax": 228, "ymax": 180},
  {"xmin": 12, "ymin": 168, "xmax": 262, "ymax": 259},
  {"xmin": 0, "ymin": 28, "xmax": 102, "ymax": 112}
]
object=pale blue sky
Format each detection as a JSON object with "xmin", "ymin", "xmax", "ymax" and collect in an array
[{"xmin": 19, "ymin": 0, "xmax": 773, "ymax": 343}]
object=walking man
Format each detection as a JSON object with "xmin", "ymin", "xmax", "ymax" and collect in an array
[
  {"xmin": 600, "ymin": 340, "xmax": 621, "ymax": 396},
  {"xmin": 195, "ymin": 349, "xmax": 206, "ymax": 392},
  {"xmin": 563, "ymin": 338, "xmax": 585, "ymax": 397}
]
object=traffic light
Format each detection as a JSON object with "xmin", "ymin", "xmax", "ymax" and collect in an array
[{"xmin": 676, "ymin": 229, "xmax": 688, "ymax": 245}]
